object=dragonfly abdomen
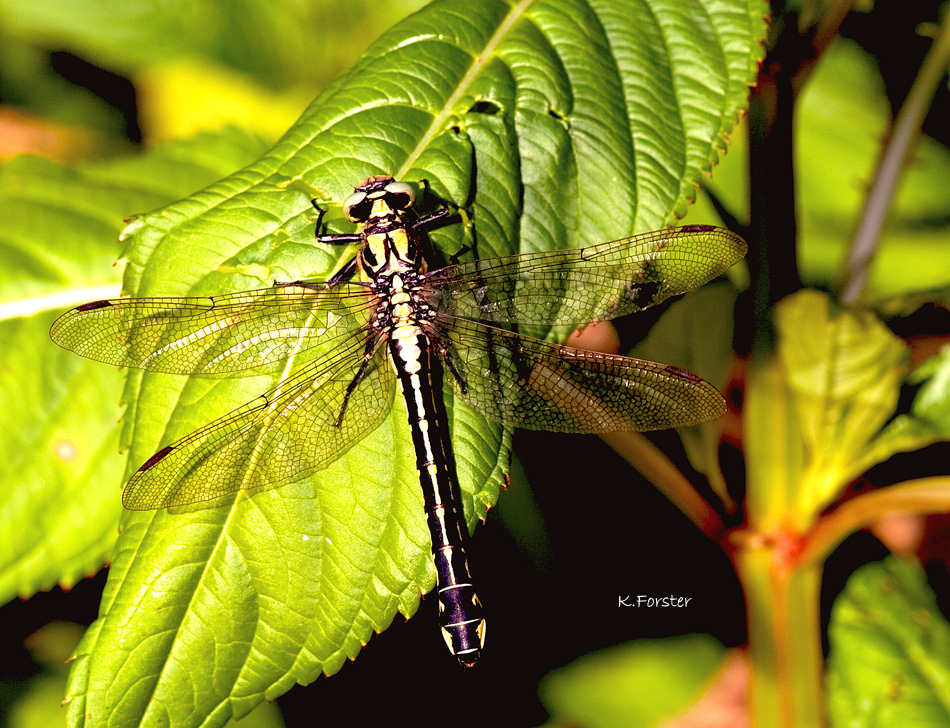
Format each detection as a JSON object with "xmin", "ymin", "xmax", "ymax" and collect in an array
[{"xmin": 387, "ymin": 321, "xmax": 486, "ymax": 667}]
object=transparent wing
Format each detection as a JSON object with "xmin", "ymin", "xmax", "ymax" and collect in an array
[
  {"xmin": 50, "ymin": 282, "xmax": 375, "ymax": 376},
  {"xmin": 122, "ymin": 331, "xmax": 395, "ymax": 510},
  {"xmin": 427, "ymin": 225, "xmax": 746, "ymax": 327},
  {"xmin": 440, "ymin": 318, "xmax": 725, "ymax": 433}
]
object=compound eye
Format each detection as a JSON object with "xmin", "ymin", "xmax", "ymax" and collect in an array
[
  {"xmin": 383, "ymin": 180, "xmax": 416, "ymax": 210},
  {"xmin": 342, "ymin": 190, "xmax": 371, "ymax": 222}
]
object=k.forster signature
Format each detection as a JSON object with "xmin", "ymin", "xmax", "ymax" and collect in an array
[{"xmin": 618, "ymin": 595, "xmax": 693, "ymax": 607}]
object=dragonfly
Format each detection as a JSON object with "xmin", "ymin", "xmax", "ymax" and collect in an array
[{"xmin": 50, "ymin": 175, "xmax": 747, "ymax": 667}]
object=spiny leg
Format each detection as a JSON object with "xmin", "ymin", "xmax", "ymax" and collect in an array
[{"xmin": 335, "ymin": 331, "xmax": 381, "ymax": 427}]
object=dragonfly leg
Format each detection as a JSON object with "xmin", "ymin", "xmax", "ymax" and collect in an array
[
  {"xmin": 335, "ymin": 332, "xmax": 381, "ymax": 427},
  {"xmin": 270, "ymin": 258, "xmax": 364, "ymax": 291},
  {"xmin": 315, "ymin": 230, "xmax": 363, "ymax": 245},
  {"xmin": 310, "ymin": 197, "xmax": 326, "ymax": 228},
  {"xmin": 439, "ymin": 340, "xmax": 469, "ymax": 396},
  {"xmin": 412, "ymin": 204, "xmax": 459, "ymax": 233},
  {"xmin": 326, "ymin": 256, "xmax": 360, "ymax": 288},
  {"xmin": 412, "ymin": 181, "xmax": 468, "ymax": 239},
  {"xmin": 312, "ymin": 198, "xmax": 364, "ymax": 245},
  {"xmin": 446, "ymin": 243, "xmax": 472, "ymax": 265}
]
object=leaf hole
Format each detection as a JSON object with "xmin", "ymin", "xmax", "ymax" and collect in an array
[{"xmin": 467, "ymin": 100, "xmax": 501, "ymax": 116}]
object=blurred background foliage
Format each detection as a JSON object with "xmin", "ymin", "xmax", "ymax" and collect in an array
[
  {"xmin": 0, "ymin": 0, "xmax": 427, "ymax": 154},
  {"xmin": 686, "ymin": 17, "xmax": 950, "ymax": 299},
  {"xmin": 1, "ymin": 0, "xmax": 949, "ymax": 727}
]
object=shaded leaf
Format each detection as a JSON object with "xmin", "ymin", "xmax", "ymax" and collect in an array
[
  {"xmin": 796, "ymin": 41, "xmax": 950, "ymax": 296},
  {"xmin": 0, "ymin": 0, "xmax": 426, "ymax": 90},
  {"xmin": 629, "ymin": 280, "xmax": 741, "ymax": 503},
  {"xmin": 700, "ymin": 39, "xmax": 950, "ymax": 297},
  {"xmin": 872, "ymin": 287, "xmax": 950, "ymax": 318}
]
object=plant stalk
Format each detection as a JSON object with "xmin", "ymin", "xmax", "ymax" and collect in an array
[{"xmin": 737, "ymin": 538, "xmax": 826, "ymax": 728}]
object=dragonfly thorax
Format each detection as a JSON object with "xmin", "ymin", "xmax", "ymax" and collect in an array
[{"xmin": 358, "ymin": 225, "xmax": 427, "ymax": 280}]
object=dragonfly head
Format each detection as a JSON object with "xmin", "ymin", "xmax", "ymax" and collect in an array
[
  {"xmin": 345, "ymin": 176, "xmax": 428, "ymax": 278},
  {"xmin": 342, "ymin": 175, "xmax": 416, "ymax": 224}
]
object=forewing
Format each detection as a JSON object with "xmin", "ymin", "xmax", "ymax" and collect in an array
[
  {"xmin": 50, "ymin": 282, "xmax": 374, "ymax": 376},
  {"xmin": 427, "ymin": 225, "xmax": 746, "ymax": 327},
  {"xmin": 122, "ymin": 332, "xmax": 395, "ymax": 509},
  {"xmin": 441, "ymin": 318, "xmax": 725, "ymax": 433}
]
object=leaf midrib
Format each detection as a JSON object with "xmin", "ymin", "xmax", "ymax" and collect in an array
[{"xmin": 397, "ymin": 0, "xmax": 534, "ymax": 179}]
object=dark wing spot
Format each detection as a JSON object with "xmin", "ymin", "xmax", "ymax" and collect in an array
[
  {"xmin": 664, "ymin": 365, "xmax": 703, "ymax": 383},
  {"xmin": 139, "ymin": 445, "xmax": 175, "ymax": 472},
  {"xmin": 679, "ymin": 224, "xmax": 716, "ymax": 233},
  {"xmin": 76, "ymin": 300, "xmax": 112, "ymax": 312}
]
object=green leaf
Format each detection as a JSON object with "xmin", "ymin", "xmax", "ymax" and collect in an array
[
  {"xmin": 10, "ymin": 673, "xmax": 70, "ymax": 728},
  {"xmin": 745, "ymin": 290, "xmax": 909, "ymax": 527},
  {"xmin": 906, "ymin": 346, "xmax": 950, "ymax": 429},
  {"xmin": 796, "ymin": 41, "xmax": 950, "ymax": 297},
  {"xmin": 539, "ymin": 635, "xmax": 726, "ymax": 728},
  {"xmin": 51, "ymin": 0, "xmax": 765, "ymax": 725},
  {"xmin": 9, "ymin": 622, "xmax": 83, "ymax": 728},
  {"xmin": 0, "ymin": 130, "xmax": 266, "ymax": 604},
  {"xmin": 0, "ymin": 311, "xmax": 123, "ymax": 602},
  {"xmin": 873, "ymin": 286, "xmax": 950, "ymax": 318},
  {"xmin": 856, "ymin": 345, "xmax": 950, "ymax": 475},
  {"xmin": 827, "ymin": 557, "xmax": 950, "ymax": 728}
]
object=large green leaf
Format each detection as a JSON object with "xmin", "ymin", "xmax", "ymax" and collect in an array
[
  {"xmin": 7, "ymin": 623, "xmax": 285, "ymax": 728},
  {"xmin": 827, "ymin": 557, "xmax": 950, "ymax": 727},
  {"xmin": 55, "ymin": 0, "xmax": 765, "ymax": 725},
  {"xmin": 796, "ymin": 41, "xmax": 950, "ymax": 296},
  {"xmin": 0, "ymin": 129, "xmax": 267, "ymax": 604}
]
